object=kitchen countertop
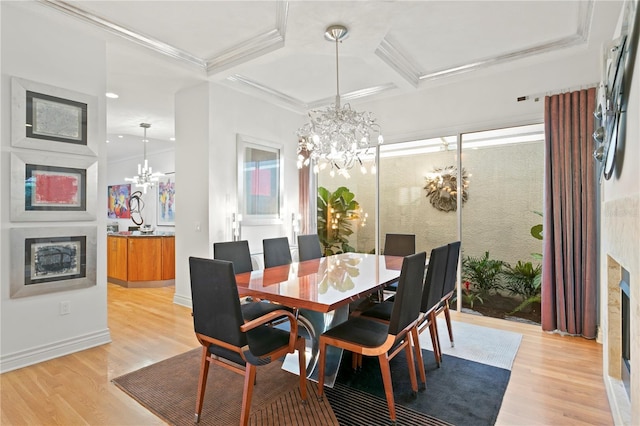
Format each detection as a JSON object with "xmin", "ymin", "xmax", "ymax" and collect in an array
[{"xmin": 108, "ymin": 231, "xmax": 175, "ymax": 237}]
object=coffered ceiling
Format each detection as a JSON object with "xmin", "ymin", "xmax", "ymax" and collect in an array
[{"xmin": 33, "ymin": 0, "xmax": 623, "ymax": 160}]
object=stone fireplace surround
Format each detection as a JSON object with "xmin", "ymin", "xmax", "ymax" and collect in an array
[{"xmin": 604, "ymin": 195, "xmax": 639, "ymax": 425}]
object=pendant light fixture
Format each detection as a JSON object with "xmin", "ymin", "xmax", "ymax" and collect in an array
[
  {"xmin": 296, "ymin": 25, "xmax": 383, "ymax": 177},
  {"xmin": 125, "ymin": 123, "xmax": 163, "ymax": 193}
]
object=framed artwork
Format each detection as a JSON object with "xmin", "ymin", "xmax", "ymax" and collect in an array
[
  {"xmin": 10, "ymin": 226, "xmax": 97, "ymax": 298},
  {"xmin": 108, "ymin": 184, "xmax": 131, "ymax": 219},
  {"xmin": 11, "ymin": 152, "xmax": 97, "ymax": 221},
  {"xmin": 11, "ymin": 77, "xmax": 98, "ymax": 156},
  {"xmin": 237, "ymin": 134, "xmax": 283, "ymax": 225},
  {"xmin": 157, "ymin": 175, "xmax": 175, "ymax": 226}
]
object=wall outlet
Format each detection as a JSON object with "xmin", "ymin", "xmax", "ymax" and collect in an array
[{"xmin": 59, "ymin": 301, "xmax": 71, "ymax": 316}]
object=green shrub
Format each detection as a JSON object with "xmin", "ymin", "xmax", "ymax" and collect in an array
[
  {"xmin": 503, "ymin": 260, "xmax": 542, "ymax": 313},
  {"xmin": 462, "ymin": 251, "xmax": 504, "ymax": 298}
]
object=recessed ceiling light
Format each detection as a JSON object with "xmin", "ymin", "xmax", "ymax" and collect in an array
[
  {"xmin": 169, "ymin": 137, "xmax": 175, "ymax": 141},
  {"xmin": 105, "ymin": 92, "xmax": 119, "ymax": 99},
  {"xmin": 106, "ymin": 140, "xmax": 110, "ymax": 143},
  {"xmin": 118, "ymin": 135, "xmax": 123, "ymax": 138}
]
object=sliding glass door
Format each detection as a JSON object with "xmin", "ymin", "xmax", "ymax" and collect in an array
[
  {"xmin": 378, "ymin": 136, "xmax": 459, "ymax": 254},
  {"xmin": 313, "ymin": 123, "xmax": 544, "ymax": 318}
]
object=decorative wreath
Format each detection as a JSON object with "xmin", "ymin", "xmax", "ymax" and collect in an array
[{"xmin": 424, "ymin": 166, "xmax": 469, "ymax": 212}]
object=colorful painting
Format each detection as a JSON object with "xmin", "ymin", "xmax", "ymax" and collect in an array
[
  {"xmin": 108, "ymin": 184, "xmax": 131, "ymax": 219},
  {"xmin": 157, "ymin": 176, "xmax": 175, "ymax": 225}
]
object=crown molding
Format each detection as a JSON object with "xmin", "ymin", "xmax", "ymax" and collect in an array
[
  {"xmin": 40, "ymin": 0, "xmax": 290, "ymax": 74},
  {"xmin": 39, "ymin": 0, "xmax": 207, "ymax": 69},
  {"xmin": 226, "ymin": 74, "xmax": 306, "ymax": 111},
  {"xmin": 226, "ymin": 74, "xmax": 397, "ymax": 113},
  {"xmin": 205, "ymin": 1, "xmax": 289, "ymax": 75},
  {"xmin": 418, "ymin": 1, "xmax": 593, "ymax": 82},
  {"xmin": 375, "ymin": 37, "xmax": 421, "ymax": 88},
  {"xmin": 419, "ymin": 33, "xmax": 587, "ymax": 82},
  {"xmin": 307, "ymin": 83, "xmax": 398, "ymax": 109}
]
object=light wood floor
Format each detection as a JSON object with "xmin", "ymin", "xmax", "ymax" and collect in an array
[{"xmin": 1, "ymin": 283, "xmax": 613, "ymax": 425}]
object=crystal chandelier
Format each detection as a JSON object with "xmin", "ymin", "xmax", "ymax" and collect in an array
[
  {"xmin": 125, "ymin": 123, "xmax": 163, "ymax": 193},
  {"xmin": 296, "ymin": 25, "xmax": 383, "ymax": 176}
]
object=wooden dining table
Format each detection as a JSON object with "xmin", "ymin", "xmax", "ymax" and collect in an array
[{"xmin": 235, "ymin": 252, "xmax": 403, "ymax": 385}]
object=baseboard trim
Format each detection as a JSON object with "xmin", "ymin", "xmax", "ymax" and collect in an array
[
  {"xmin": 604, "ymin": 374, "xmax": 631, "ymax": 425},
  {"xmin": 173, "ymin": 293, "xmax": 192, "ymax": 308},
  {"xmin": 0, "ymin": 328, "xmax": 112, "ymax": 373}
]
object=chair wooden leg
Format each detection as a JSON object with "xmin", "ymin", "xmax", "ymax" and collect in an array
[
  {"xmin": 410, "ymin": 327, "xmax": 426, "ymax": 389},
  {"xmin": 240, "ymin": 364, "xmax": 257, "ymax": 426},
  {"xmin": 443, "ymin": 303, "xmax": 454, "ymax": 347},
  {"xmin": 404, "ymin": 340, "xmax": 418, "ymax": 394},
  {"xmin": 351, "ymin": 352, "xmax": 363, "ymax": 370},
  {"xmin": 317, "ymin": 339, "xmax": 327, "ymax": 398},
  {"xmin": 194, "ymin": 346, "xmax": 210, "ymax": 423},
  {"xmin": 429, "ymin": 318, "xmax": 441, "ymax": 367},
  {"xmin": 431, "ymin": 312, "xmax": 443, "ymax": 364},
  {"xmin": 351, "ymin": 350, "xmax": 358, "ymax": 370},
  {"xmin": 378, "ymin": 354, "xmax": 397, "ymax": 424},
  {"xmin": 296, "ymin": 337, "xmax": 308, "ymax": 401}
]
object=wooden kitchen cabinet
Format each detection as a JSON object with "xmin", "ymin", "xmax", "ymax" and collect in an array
[
  {"xmin": 161, "ymin": 236, "xmax": 175, "ymax": 280},
  {"xmin": 107, "ymin": 235, "xmax": 128, "ymax": 281},
  {"xmin": 107, "ymin": 233, "xmax": 175, "ymax": 287}
]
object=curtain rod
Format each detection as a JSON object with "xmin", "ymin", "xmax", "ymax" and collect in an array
[{"xmin": 517, "ymin": 82, "xmax": 599, "ymax": 103}]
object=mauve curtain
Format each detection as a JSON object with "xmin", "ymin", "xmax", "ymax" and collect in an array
[{"xmin": 542, "ymin": 88, "xmax": 597, "ymax": 338}]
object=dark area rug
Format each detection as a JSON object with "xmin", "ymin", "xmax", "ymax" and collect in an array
[
  {"xmin": 112, "ymin": 348, "xmax": 337, "ymax": 425},
  {"xmin": 330, "ymin": 350, "xmax": 511, "ymax": 426},
  {"xmin": 113, "ymin": 346, "xmax": 510, "ymax": 425}
]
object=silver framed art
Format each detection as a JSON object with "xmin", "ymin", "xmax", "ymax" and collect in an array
[
  {"xmin": 11, "ymin": 77, "xmax": 98, "ymax": 156},
  {"xmin": 237, "ymin": 134, "xmax": 284, "ymax": 225},
  {"xmin": 11, "ymin": 152, "xmax": 97, "ymax": 221},
  {"xmin": 10, "ymin": 226, "xmax": 97, "ymax": 298}
]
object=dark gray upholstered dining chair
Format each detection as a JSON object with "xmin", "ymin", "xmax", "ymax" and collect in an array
[
  {"xmin": 189, "ymin": 257, "xmax": 307, "ymax": 426},
  {"xmin": 317, "ymin": 251, "xmax": 427, "ymax": 425},
  {"xmin": 382, "ymin": 233, "xmax": 416, "ymax": 294},
  {"xmin": 214, "ymin": 240, "xmax": 291, "ymax": 321},
  {"xmin": 433, "ymin": 241, "xmax": 462, "ymax": 348},
  {"xmin": 384, "ymin": 233, "xmax": 416, "ymax": 257},
  {"xmin": 297, "ymin": 234, "xmax": 323, "ymax": 262},
  {"xmin": 263, "ymin": 237, "xmax": 293, "ymax": 268},
  {"xmin": 360, "ymin": 244, "xmax": 449, "ymax": 385}
]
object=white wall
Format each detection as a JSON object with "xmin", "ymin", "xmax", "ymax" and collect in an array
[
  {"xmin": 106, "ymin": 147, "xmax": 175, "ymax": 231},
  {"xmin": 600, "ymin": 2, "xmax": 640, "ymax": 423},
  {"xmin": 0, "ymin": 2, "xmax": 110, "ymax": 372},
  {"xmin": 173, "ymin": 82, "xmax": 305, "ymax": 306},
  {"xmin": 173, "ymin": 82, "xmax": 212, "ymax": 307},
  {"xmin": 209, "ymin": 84, "xmax": 305, "ymax": 253}
]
